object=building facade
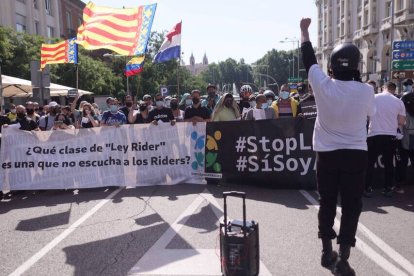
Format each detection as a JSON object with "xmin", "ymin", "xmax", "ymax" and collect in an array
[
  {"xmin": 316, "ymin": 0, "xmax": 414, "ymax": 83},
  {"xmin": 185, "ymin": 53, "xmax": 209, "ymax": 75},
  {"xmin": 58, "ymin": 0, "xmax": 85, "ymax": 39},
  {"xmin": 0, "ymin": 0, "xmax": 85, "ymax": 39}
]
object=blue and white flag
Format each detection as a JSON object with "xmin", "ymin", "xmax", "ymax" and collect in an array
[{"xmin": 153, "ymin": 21, "xmax": 181, "ymax": 63}]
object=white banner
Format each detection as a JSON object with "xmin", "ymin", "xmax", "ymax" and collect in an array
[{"xmin": 0, "ymin": 122, "xmax": 206, "ymax": 190}]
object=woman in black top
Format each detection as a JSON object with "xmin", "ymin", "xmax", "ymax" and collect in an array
[
  {"xmin": 77, "ymin": 103, "xmax": 99, "ymax": 128},
  {"xmin": 128, "ymin": 101, "xmax": 149, "ymax": 124}
]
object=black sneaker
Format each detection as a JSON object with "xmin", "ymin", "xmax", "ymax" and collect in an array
[
  {"xmin": 381, "ymin": 188, "xmax": 393, "ymax": 197},
  {"xmin": 363, "ymin": 187, "xmax": 374, "ymax": 198},
  {"xmin": 334, "ymin": 259, "xmax": 356, "ymax": 276},
  {"xmin": 321, "ymin": 251, "xmax": 338, "ymax": 268}
]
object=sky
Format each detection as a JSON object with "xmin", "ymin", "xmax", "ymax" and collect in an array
[{"xmin": 81, "ymin": 0, "xmax": 318, "ymax": 65}]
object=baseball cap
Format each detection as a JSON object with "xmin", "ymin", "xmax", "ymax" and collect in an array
[
  {"xmin": 48, "ymin": 101, "xmax": 59, "ymax": 107},
  {"xmin": 143, "ymin": 94, "xmax": 152, "ymax": 100}
]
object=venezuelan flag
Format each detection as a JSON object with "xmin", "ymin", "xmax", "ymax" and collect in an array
[
  {"xmin": 76, "ymin": 2, "xmax": 156, "ymax": 56},
  {"xmin": 125, "ymin": 56, "xmax": 145, "ymax": 76},
  {"xmin": 40, "ymin": 38, "xmax": 78, "ymax": 69}
]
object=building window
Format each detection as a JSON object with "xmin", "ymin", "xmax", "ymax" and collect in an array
[
  {"xmin": 45, "ymin": 0, "xmax": 52, "ymax": 15},
  {"xmin": 16, "ymin": 14, "xmax": 26, "ymax": 32},
  {"xmin": 386, "ymin": 1, "xmax": 392, "ymax": 17},
  {"xmin": 47, "ymin": 26, "xmax": 54, "ymax": 38},
  {"xmin": 17, "ymin": 0, "xmax": 26, "ymax": 3},
  {"xmin": 33, "ymin": 0, "xmax": 38, "ymax": 9},
  {"xmin": 66, "ymin": 11, "xmax": 72, "ymax": 29},
  {"xmin": 397, "ymin": 0, "xmax": 404, "ymax": 10},
  {"xmin": 35, "ymin": 21, "xmax": 40, "ymax": 35}
]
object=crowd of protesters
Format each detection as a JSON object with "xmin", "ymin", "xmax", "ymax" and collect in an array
[{"xmin": 0, "ymin": 78, "xmax": 413, "ymax": 196}]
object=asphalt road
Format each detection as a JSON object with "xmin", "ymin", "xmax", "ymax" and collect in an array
[{"xmin": 1, "ymin": 182, "xmax": 413, "ymax": 276}]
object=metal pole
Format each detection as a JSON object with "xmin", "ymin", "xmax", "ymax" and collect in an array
[
  {"xmin": 76, "ymin": 64, "xmax": 79, "ymax": 94},
  {"xmin": 292, "ymin": 47, "xmax": 295, "ymax": 82},
  {"xmin": 0, "ymin": 59, "xmax": 3, "ymax": 115},
  {"xmin": 390, "ymin": 0, "xmax": 395, "ymax": 83},
  {"xmin": 40, "ymin": 68, "xmax": 44, "ymax": 105}
]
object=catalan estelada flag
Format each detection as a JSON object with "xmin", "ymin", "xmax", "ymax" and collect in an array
[
  {"xmin": 40, "ymin": 38, "xmax": 78, "ymax": 69},
  {"xmin": 125, "ymin": 56, "xmax": 145, "ymax": 77},
  {"xmin": 76, "ymin": 2, "xmax": 157, "ymax": 56}
]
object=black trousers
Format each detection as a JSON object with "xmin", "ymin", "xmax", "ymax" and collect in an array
[
  {"xmin": 316, "ymin": 150, "xmax": 367, "ymax": 247},
  {"xmin": 366, "ymin": 135, "xmax": 396, "ymax": 189}
]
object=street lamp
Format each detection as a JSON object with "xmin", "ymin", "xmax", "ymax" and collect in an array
[
  {"xmin": 280, "ymin": 38, "xmax": 300, "ymax": 81},
  {"xmin": 103, "ymin": 53, "xmax": 130, "ymax": 95}
]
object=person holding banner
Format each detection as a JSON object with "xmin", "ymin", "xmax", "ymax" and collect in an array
[
  {"xmin": 243, "ymin": 94, "xmax": 276, "ymax": 120},
  {"xmin": 100, "ymin": 98, "xmax": 127, "ymax": 127},
  {"xmin": 128, "ymin": 101, "xmax": 149, "ymax": 124},
  {"xmin": 148, "ymin": 93, "xmax": 175, "ymax": 126},
  {"xmin": 301, "ymin": 18, "xmax": 375, "ymax": 275},
  {"xmin": 184, "ymin": 90, "xmax": 211, "ymax": 125},
  {"xmin": 212, "ymin": 93, "xmax": 241, "ymax": 121}
]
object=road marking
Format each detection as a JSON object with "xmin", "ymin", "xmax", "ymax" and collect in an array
[
  {"xmin": 128, "ymin": 189, "xmax": 271, "ymax": 275},
  {"xmin": 299, "ymin": 190, "xmax": 411, "ymax": 276},
  {"xmin": 9, "ymin": 187, "xmax": 124, "ymax": 276}
]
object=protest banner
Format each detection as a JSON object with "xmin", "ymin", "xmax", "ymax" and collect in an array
[{"xmin": 0, "ymin": 122, "xmax": 206, "ymax": 190}]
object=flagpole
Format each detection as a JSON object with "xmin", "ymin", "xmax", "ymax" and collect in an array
[
  {"xmin": 76, "ymin": 64, "xmax": 79, "ymax": 94},
  {"xmin": 177, "ymin": 56, "xmax": 180, "ymax": 98}
]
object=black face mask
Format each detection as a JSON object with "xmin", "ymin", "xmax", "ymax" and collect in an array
[
  {"xmin": 139, "ymin": 105, "xmax": 147, "ymax": 112},
  {"xmin": 170, "ymin": 102, "xmax": 178, "ymax": 109},
  {"xmin": 208, "ymin": 92, "xmax": 215, "ymax": 98},
  {"xmin": 224, "ymin": 99, "xmax": 233, "ymax": 107},
  {"xmin": 192, "ymin": 98, "xmax": 200, "ymax": 104},
  {"xmin": 126, "ymin": 102, "xmax": 133, "ymax": 107},
  {"xmin": 17, "ymin": 113, "xmax": 26, "ymax": 119},
  {"xmin": 26, "ymin": 109, "xmax": 34, "ymax": 115}
]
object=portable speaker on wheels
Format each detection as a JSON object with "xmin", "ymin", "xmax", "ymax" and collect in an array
[{"xmin": 220, "ymin": 191, "xmax": 259, "ymax": 276}]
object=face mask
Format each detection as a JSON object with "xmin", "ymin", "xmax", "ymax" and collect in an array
[
  {"xmin": 11, "ymin": 109, "xmax": 16, "ymax": 113},
  {"xmin": 17, "ymin": 112, "xmax": 26, "ymax": 119},
  {"xmin": 185, "ymin": 99, "xmax": 192, "ymax": 106},
  {"xmin": 170, "ymin": 102, "xmax": 178, "ymax": 109},
  {"xmin": 192, "ymin": 98, "xmax": 200, "ymax": 105},
  {"xmin": 155, "ymin": 100, "xmax": 164, "ymax": 108},
  {"xmin": 208, "ymin": 92, "xmax": 215, "ymax": 98},
  {"xmin": 249, "ymin": 101, "xmax": 256, "ymax": 108},
  {"xmin": 165, "ymin": 100, "xmax": 171, "ymax": 108},
  {"xmin": 110, "ymin": 105, "xmax": 118, "ymax": 113},
  {"xmin": 26, "ymin": 109, "xmax": 34, "ymax": 115},
  {"xmin": 280, "ymin": 91, "xmax": 290, "ymax": 100},
  {"xmin": 267, "ymin": 99, "xmax": 273, "ymax": 105},
  {"xmin": 224, "ymin": 99, "xmax": 233, "ymax": 108},
  {"xmin": 139, "ymin": 105, "xmax": 147, "ymax": 112},
  {"xmin": 261, "ymin": 103, "xmax": 268, "ymax": 109},
  {"xmin": 126, "ymin": 102, "xmax": 133, "ymax": 107},
  {"xmin": 404, "ymin": 85, "xmax": 413, "ymax": 93}
]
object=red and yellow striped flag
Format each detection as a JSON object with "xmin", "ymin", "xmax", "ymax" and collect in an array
[
  {"xmin": 76, "ymin": 2, "xmax": 157, "ymax": 56},
  {"xmin": 40, "ymin": 38, "xmax": 78, "ymax": 69}
]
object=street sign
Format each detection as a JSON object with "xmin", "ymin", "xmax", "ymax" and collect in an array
[
  {"xmin": 160, "ymin": 86, "xmax": 169, "ymax": 96},
  {"xmin": 393, "ymin": 40, "xmax": 414, "ymax": 50},
  {"xmin": 392, "ymin": 60, "xmax": 414, "ymax": 70},
  {"xmin": 392, "ymin": 51, "xmax": 414, "ymax": 60},
  {"xmin": 391, "ymin": 70, "xmax": 414, "ymax": 80}
]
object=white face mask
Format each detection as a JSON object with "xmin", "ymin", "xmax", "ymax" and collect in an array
[
  {"xmin": 261, "ymin": 103, "xmax": 268, "ymax": 109},
  {"xmin": 280, "ymin": 91, "xmax": 290, "ymax": 100},
  {"xmin": 11, "ymin": 109, "xmax": 16, "ymax": 113},
  {"xmin": 165, "ymin": 100, "xmax": 171, "ymax": 108},
  {"xmin": 404, "ymin": 85, "xmax": 413, "ymax": 93},
  {"xmin": 185, "ymin": 99, "xmax": 192, "ymax": 106},
  {"xmin": 155, "ymin": 100, "xmax": 164, "ymax": 108},
  {"xmin": 249, "ymin": 101, "xmax": 256, "ymax": 108},
  {"xmin": 267, "ymin": 99, "xmax": 273, "ymax": 105}
]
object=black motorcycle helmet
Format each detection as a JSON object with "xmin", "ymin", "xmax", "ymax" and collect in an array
[
  {"xmin": 401, "ymin": 92, "xmax": 414, "ymax": 117},
  {"xmin": 330, "ymin": 43, "xmax": 360, "ymax": 72}
]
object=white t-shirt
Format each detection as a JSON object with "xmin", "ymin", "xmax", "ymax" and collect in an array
[
  {"xmin": 309, "ymin": 64, "xmax": 376, "ymax": 151},
  {"xmin": 367, "ymin": 91, "xmax": 406, "ymax": 137}
]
